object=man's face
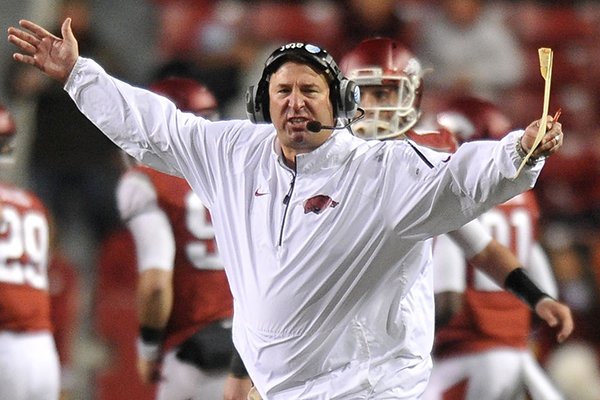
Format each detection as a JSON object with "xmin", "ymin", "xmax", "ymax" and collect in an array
[
  {"xmin": 268, "ymin": 62, "xmax": 334, "ymax": 164},
  {"xmin": 359, "ymin": 84, "xmax": 398, "ymax": 111},
  {"xmin": 353, "ymin": 84, "xmax": 400, "ymax": 139}
]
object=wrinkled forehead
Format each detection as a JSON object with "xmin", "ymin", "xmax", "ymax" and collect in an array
[
  {"xmin": 268, "ymin": 61, "xmax": 330, "ymax": 87},
  {"xmin": 267, "ymin": 56, "xmax": 333, "ymax": 87}
]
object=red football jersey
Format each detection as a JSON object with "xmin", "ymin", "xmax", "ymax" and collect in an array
[
  {"xmin": 48, "ymin": 252, "xmax": 80, "ymax": 367},
  {"xmin": 94, "ymin": 229, "xmax": 156, "ymax": 400},
  {"xmin": 434, "ymin": 191, "xmax": 540, "ymax": 358},
  {"xmin": 127, "ymin": 165, "xmax": 233, "ymax": 352},
  {"xmin": 0, "ymin": 183, "xmax": 52, "ymax": 332}
]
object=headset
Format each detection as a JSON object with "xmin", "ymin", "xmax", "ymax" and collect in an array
[{"xmin": 246, "ymin": 43, "xmax": 360, "ymax": 124}]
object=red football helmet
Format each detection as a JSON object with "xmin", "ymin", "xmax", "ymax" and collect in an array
[
  {"xmin": 149, "ymin": 77, "xmax": 219, "ymax": 120},
  {"xmin": 0, "ymin": 104, "xmax": 16, "ymax": 158},
  {"xmin": 436, "ymin": 96, "xmax": 512, "ymax": 143},
  {"xmin": 340, "ymin": 37, "xmax": 424, "ymax": 140}
]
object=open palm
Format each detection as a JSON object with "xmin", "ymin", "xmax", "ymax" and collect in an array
[{"xmin": 7, "ymin": 18, "xmax": 79, "ymax": 84}]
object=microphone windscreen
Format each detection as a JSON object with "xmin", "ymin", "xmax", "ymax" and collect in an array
[{"xmin": 306, "ymin": 121, "xmax": 322, "ymax": 133}]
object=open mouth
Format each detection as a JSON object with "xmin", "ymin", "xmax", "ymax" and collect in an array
[{"xmin": 287, "ymin": 117, "xmax": 309, "ymax": 130}]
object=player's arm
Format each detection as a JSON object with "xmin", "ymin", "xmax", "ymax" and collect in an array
[
  {"xmin": 527, "ymin": 242, "xmax": 559, "ymax": 298},
  {"xmin": 451, "ymin": 220, "xmax": 573, "ymax": 342},
  {"xmin": 116, "ymin": 171, "xmax": 176, "ymax": 383},
  {"xmin": 432, "ymin": 233, "xmax": 468, "ymax": 329},
  {"xmin": 136, "ymin": 268, "xmax": 173, "ymax": 384},
  {"xmin": 223, "ymin": 348, "xmax": 253, "ymax": 400},
  {"xmin": 435, "ymin": 219, "xmax": 493, "ymax": 328},
  {"xmin": 468, "ymin": 237, "xmax": 521, "ymax": 285},
  {"xmin": 505, "ymin": 241, "xmax": 572, "ymax": 343}
]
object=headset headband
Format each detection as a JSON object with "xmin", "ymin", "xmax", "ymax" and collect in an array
[{"xmin": 263, "ymin": 43, "xmax": 341, "ymax": 84}]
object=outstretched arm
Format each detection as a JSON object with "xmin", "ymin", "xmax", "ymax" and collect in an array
[
  {"xmin": 7, "ymin": 18, "xmax": 79, "ymax": 84},
  {"xmin": 471, "ymin": 241, "xmax": 573, "ymax": 343}
]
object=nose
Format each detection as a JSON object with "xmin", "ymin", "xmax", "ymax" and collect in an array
[{"xmin": 287, "ymin": 88, "xmax": 306, "ymax": 110}]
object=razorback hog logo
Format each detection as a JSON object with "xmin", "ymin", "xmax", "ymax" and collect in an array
[{"xmin": 303, "ymin": 195, "xmax": 339, "ymax": 215}]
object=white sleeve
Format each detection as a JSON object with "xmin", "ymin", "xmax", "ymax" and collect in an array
[
  {"xmin": 65, "ymin": 58, "xmax": 185, "ymax": 176},
  {"xmin": 64, "ymin": 57, "xmax": 269, "ymax": 209},
  {"xmin": 388, "ymin": 130, "xmax": 544, "ymax": 242},
  {"xmin": 116, "ymin": 172, "xmax": 176, "ymax": 271},
  {"xmin": 527, "ymin": 242, "xmax": 559, "ymax": 298},
  {"xmin": 432, "ymin": 234, "xmax": 467, "ymax": 293},
  {"xmin": 446, "ymin": 219, "xmax": 493, "ymax": 259}
]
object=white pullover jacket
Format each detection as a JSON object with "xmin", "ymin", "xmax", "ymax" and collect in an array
[{"xmin": 65, "ymin": 58, "xmax": 542, "ymax": 399}]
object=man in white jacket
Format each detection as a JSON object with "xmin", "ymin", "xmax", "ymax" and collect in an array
[
  {"xmin": 339, "ymin": 38, "xmax": 566, "ymax": 400},
  {"xmin": 8, "ymin": 19, "xmax": 572, "ymax": 399}
]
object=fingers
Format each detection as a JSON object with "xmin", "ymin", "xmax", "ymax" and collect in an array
[
  {"xmin": 7, "ymin": 18, "xmax": 62, "ymax": 56},
  {"xmin": 7, "ymin": 31, "xmax": 37, "ymax": 66},
  {"xmin": 525, "ymin": 116, "xmax": 562, "ymax": 157},
  {"xmin": 7, "ymin": 29, "xmax": 40, "ymax": 56},
  {"xmin": 61, "ymin": 18, "xmax": 75, "ymax": 43},
  {"xmin": 556, "ymin": 304, "xmax": 574, "ymax": 343},
  {"xmin": 7, "ymin": 26, "xmax": 41, "ymax": 47},
  {"xmin": 18, "ymin": 19, "xmax": 58, "ymax": 40},
  {"xmin": 528, "ymin": 114, "xmax": 559, "ymax": 132},
  {"xmin": 542, "ymin": 121, "xmax": 562, "ymax": 153},
  {"xmin": 11, "ymin": 53, "xmax": 35, "ymax": 66},
  {"xmin": 543, "ymin": 124, "xmax": 562, "ymax": 147},
  {"xmin": 8, "ymin": 24, "xmax": 43, "ymax": 67},
  {"xmin": 8, "ymin": 36, "xmax": 35, "ymax": 57},
  {"xmin": 7, "ymin": 20, "xmax": 56, "ymax": 47},
  {"xmin": 557, "ymin": 326, "xmax": 571, "ymax": 343},
  {"xmin": 556, "ymin": 317, "xmax": 573, "ymax": 343},
  {"xmin": 539, "ymin": 301, "xmax": 574, "ymax": 343}
]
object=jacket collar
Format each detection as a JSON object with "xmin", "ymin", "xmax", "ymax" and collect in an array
[{"xmin": 272, "ymin": 130, "xmax": 363, "ymax": 175}]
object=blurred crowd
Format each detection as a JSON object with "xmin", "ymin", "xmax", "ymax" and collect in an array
[{"xmin": 2, "ymin": 0, "xmax": 600, "ymax": 399}]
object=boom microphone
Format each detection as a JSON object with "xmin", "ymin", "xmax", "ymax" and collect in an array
[{"xmin": 306, "ymin": 108, "xmax": 365, "ymax": 133}]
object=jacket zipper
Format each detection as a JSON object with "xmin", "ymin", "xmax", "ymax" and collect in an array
[{"xmin": 278, "ymin": 174, "xmax": 296, "ymax": 246}]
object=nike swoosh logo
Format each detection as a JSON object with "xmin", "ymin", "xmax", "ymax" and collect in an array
[
  {"xmin": 254, "ymin": 189, "xmax": 269, "ymax": 197},
  {"xmin": 442, "ymin": 156, "xmax": 451, "ymax": 163}
]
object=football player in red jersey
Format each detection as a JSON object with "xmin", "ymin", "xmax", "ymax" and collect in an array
[
  {"xmin": 340, "ymin": 38, "xmax": 571, "ymax": 400},
  {"xmin": 115, "ymin": 77, "xmax": 251, "ymax": 400},
  {"xmin": 47, "ymin": 244, "xmax": 81, "ymax": 400},
  {"xmin": 0, "ymin": 103, "xmax": 61, "ymax": 400},
  {"xmin": 424, "ymin": 96, "xmax": 565, "ymax": 400}
]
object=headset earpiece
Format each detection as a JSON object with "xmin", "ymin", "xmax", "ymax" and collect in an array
[
  {"xmin": 245, "ymin": 85, "xmax": 260, "ymax": 123},
  {"xmin": 337, "ymin": 79, "xmax": 359, "ymax": 120},
  {"xmin": 246, "ymin": 78, "xmax": 270, "ymax": 123}
]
